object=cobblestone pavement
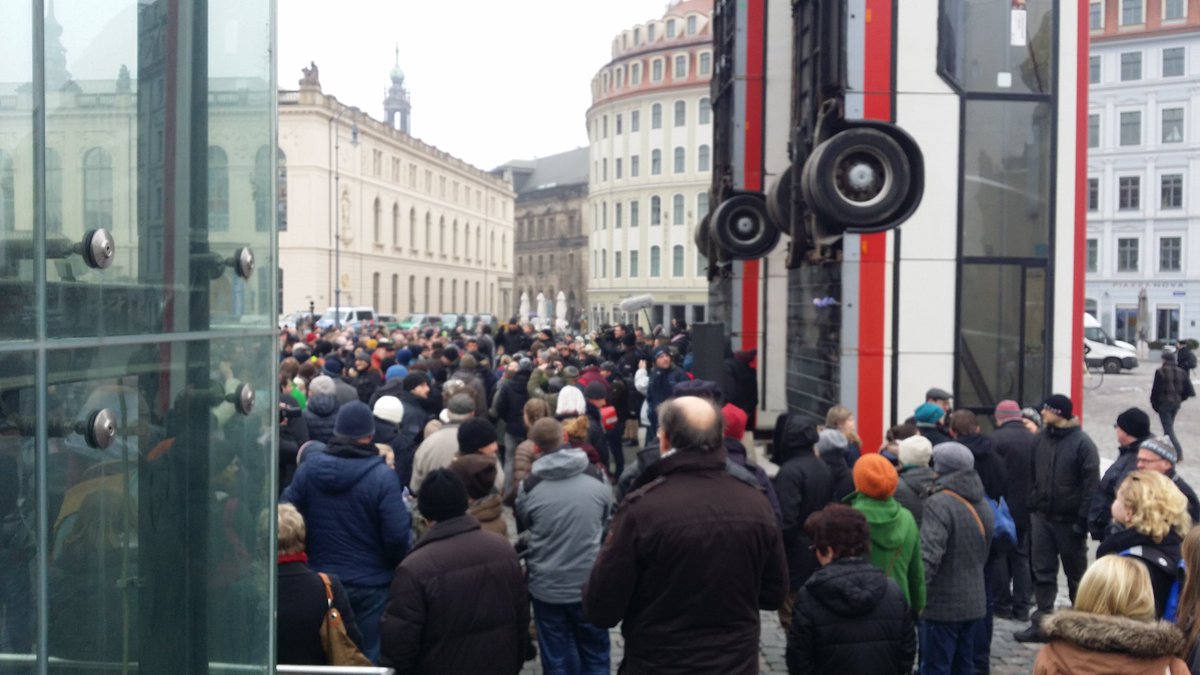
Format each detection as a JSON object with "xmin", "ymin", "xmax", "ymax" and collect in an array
[{"xmin": 520, "ymin": 365, "xmax": 1199, "ymax": 673}]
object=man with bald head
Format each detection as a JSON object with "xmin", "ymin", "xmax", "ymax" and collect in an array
[{"xmin": 583, "ymin": 397, "xmax": 787, "ymax": 674}]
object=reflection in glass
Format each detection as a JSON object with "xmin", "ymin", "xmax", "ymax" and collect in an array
[
  {"xmin": 959, "ymin": 265, "xmax": 1023, "ymax": 408},
  {"xmin": 938, "ymin": 0, "xmax": 1054, "ymax": 94},
  {"xmin": 46, "ymin": 148, "xmax": 63, "ymax": 234},
  {"xmin": 209, "ymin": 147, "xmax": 230, "ymax": 232},
  {"xmin": 0, "ymin": 151, "xmax": 13, "ymax": 231},
  {"xmin": 82, "ymin": 147, "xmax": 114, "ymax": 230}
]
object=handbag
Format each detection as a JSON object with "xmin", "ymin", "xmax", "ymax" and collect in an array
[
  {"xmin": 317, "ymin": 573, "xmax": 373, "ymax": 666},
  {"xmin": 600, "ymin": 405, "xmax": 619, "ymax": 431}
]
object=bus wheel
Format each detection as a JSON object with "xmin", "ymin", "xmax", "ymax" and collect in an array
[
  {"xmin": 711, "ymin": 193, "xmax": 780, "ymax": 259},
  {"xmin": 802, "ymin": 127, "xmax": 912, "ymax": 227}
]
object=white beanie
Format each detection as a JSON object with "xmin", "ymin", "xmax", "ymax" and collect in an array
[
  {"xmin": 555, "ymin": 385, "xmax": 587, "ymax": 417},
  {"xmin": 898, "ymin": 435, "xmax": 934, "ymax": 468}
]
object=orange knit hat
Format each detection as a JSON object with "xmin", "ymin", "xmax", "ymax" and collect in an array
[{"xmin": 853, "ymin": 453, "xmax": 899, "ymax": 500}]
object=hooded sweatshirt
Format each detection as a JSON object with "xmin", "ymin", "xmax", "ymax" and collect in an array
[
  {"xmin": 515, "ymin": 447, "xmax": 612, "ymax": 604},
  {"xmin": 846, "ymin": 493, "xmax": 926, "ymax": 613},
  {"xmin": 302, "ymin": 393, "xmax": 340, "ymax": 444}
]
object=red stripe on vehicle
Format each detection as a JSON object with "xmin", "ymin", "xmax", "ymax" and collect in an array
[{"xmin": 741, "ymin": 0, "xmax": 766, "ymax": 357}]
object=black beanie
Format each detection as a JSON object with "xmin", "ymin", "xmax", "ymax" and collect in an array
[
  {"xmin": 417, "ymin": 469, "xmax": 468, "ymax": 522},
  {"xmin": 402, "ymin": 372, "xmax": 428, "ymax": 392},
  {"xmin": 457, "ymin": 418, "xmax": 497, "ymax": 455},
  {"xmin": 1115, "ymin": 407, "xmax": 1152, "ymax": 440}
]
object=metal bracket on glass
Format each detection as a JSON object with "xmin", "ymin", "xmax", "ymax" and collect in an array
[
  {"xmin": 3, "ymin": 409, "xmax": 119, "ymax": 449},
  {"xmin": 203, "ymin": 383, "xmax": 255, "ymax": 415},
  {"xmin": 192, "ymin": 247, "xmax": 255, "ymax": 281},
  {"xmin": 0, "ymin": 228, "xmax": 116, "ymax": 269}
]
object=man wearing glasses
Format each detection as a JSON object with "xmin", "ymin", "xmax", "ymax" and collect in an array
[{"xmin": 1135, "ymin": 436, "xmax": 1200, "ymax": 524}]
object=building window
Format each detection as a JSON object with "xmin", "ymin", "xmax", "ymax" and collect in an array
[
  {"xmin": 602, "ymin": 158, "xmax": 608, "ymax": 181},
  {"xmin": 699, "ymin": 97, "xmax": 711, "ymax": 124},
  {"xmin": 602, "ymin": 115, "xmax": 608, "ymax": 138},
  {"xmin": 649, "ymin": 23, "xmax": 656, "ymax": 41},
  {"xmin": 698, "ymin": 145, "xmax": 711, "ymax": 171},
  {"xmin": 0, "ymin": 150, "xmax": 13, "ymax": 232},
  {"xmin": 207, "ymin": 147, "xmax": 229, "ymax": 231},
  {"xmin": 1121, "ymin": 52, "xmax": 1142, "ymax": 81},
  {"xmin": 1119, "ymin": 176, "xmax": 1141, "ymax": 209},
  {"xmin": 616, "ymin": 114, "xmax": 623, "ymax": 134},
  {"xmin": 631, "ymin": 154, "xmax": 640, "ymax": 177},
  {"xmin": 698, "ymin": 191, "xmax": 709, "ymax": 217},
  {"xmin": 672, "ymin": 245, "xmax": 684, "ymax": 276},
  {"xmin": 674, "ymin": 100, "xmax": 686, "ymax": 126},
  {"xmin": 615, "ymin": 202, "xmax": 623, "ymax": 228},
  {"xmin": 631, "ymin": 110, "xmax": 641, "ymax": 131},
  {"xmin": 650, "ymin": 196, "xmax": 662, "ymax": 225},
  {"xmin": 652, "ymin": 59, "xmax": 664, "ymax": 81},
  {"xmin": 674, "ymin": 55, "xmax": 687, "ymax": 79},
  {"xmin": 632, "ymin": 62, "xmax": 641, "ymax": 85},
  {"xmin": 1090, "ymin": 0, "xmax": 1103, "ymax": 29},
  {"xmin": 1163, "ymin": 47, "xmax": 1185, "ymax": 77},
  {"xmin": 1121, "ymin": 0, "xmax": 1144, "ymax": 25},
  {"xmin": 673, "ymin": 147, "xmax": 685, "ymax": 173},
  {"xmin": 373, "ymin": 198, "xmax": 382, "ymax": 242},
  {"xmin": 1160, "ymin": 236, "xmax": 1182, "ymax": 271},
  {"xmin": 1087, "ymin": 177, "xmax": 1099, "ymax": 211},
  {"xmin": 651, "ymin": 149, "xmax": 662, "ymax": 175},
  {"xmin": 601, "ymin": 250, "xmax": 607, "ymax": 278},
  {"xmin": 1089, "ymin": 55, "xmax": 1100, "ymax": 84},
  {"xmin": 1117, "ymin": 237, "xmax": 1140, "ymax": 271},
  {"xmin": 1088, "ymin": 113, "xmax": 1100, "ymax": 148},
  {"xmin": 699, "ymin": 52, "xmax": 711, "ymax": 75},
  {"xmin": 1165, "ymin": 0, "xmax": 1185, "ymax": 20},
  {"xmin": 650, "ymin": 246, "xmax": 661, "ymax": 276},
  {"xmin": 687, "ymin": 15, "xmax": 698, "ymax": 34},
  {"xmin": 1162, "ymin": 107, "xmax": 1184, "ymax": 143},
  {"xmin": 410, "ymin": 208, "xmax": 417, "ymax": 248},
  {"xmin": 392, "ymin": 203, "xmax": 400, "ymax": 245},
  {"xmin": 1157, "ymin": 307, "xmax": 1181, "ymax": 341},
  {"xmin": 667, "ymin": 18, "xmax": 676, "ymax": 38},
  {"xmin": 673, "ymin": 194, "xmax": 685, "ymax": 224},
  {"xmin": 651, "ymin": 103, "xmax": 662, "ymax": 129},
  {"xmin": 1086, "ymin": 239, "xmax": 1098, "ymax": 272},
  {"xmin": 602, "ymin": 202, "xmax": 607, "ymax": 230},
  {"xmin": 1161, "ymin": 173, "xmax": 1183, "ymax": 208},
  {"xmin": 1119, "ymin": 110, "xmax": 1141, "ymax": 146},
  {"xmin": 616, "ymin": 158, "xmax": 623, "ymax": 179},
  {"xmin": 630, "ymin": 250, "xmax": 639, "ymax": 277},
  {"xmin": 615, "ymin": 251, "xmax": 623, "ymax": 278}
]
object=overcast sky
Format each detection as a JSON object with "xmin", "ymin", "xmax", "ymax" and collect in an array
[{"xmin": 278, "ymin": 0, "xmax": 673, "ymax": 171}]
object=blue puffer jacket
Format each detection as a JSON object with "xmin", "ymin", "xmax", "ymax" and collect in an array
[
  {"xmin": 281, "ymin": 438, "xmax": 411, "ymax": 588},
  {"xmin": 303, "ymin": 393, "xmax": 339, "ymax": 444}
]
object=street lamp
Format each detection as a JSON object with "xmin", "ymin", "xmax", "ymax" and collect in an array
[{"xmin": 332, "ymin": 107, "xmax": 359, "ymax": 328}]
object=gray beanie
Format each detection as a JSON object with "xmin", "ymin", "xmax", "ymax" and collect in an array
[
  {"xmin": 816, "ymin": 429, "xmax": 849, "ymax": 454},
  {"xmin": 309, "ymin": 375, "xmax": 336, "ymax": 397},
  {"xmin": 932, "ymin": 442, "xmax": 974, "ymax": 474}
]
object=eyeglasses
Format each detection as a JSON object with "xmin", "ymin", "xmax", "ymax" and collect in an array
[{"xmin": 1136, "ymin": 456, "xmax": 1169, "ymax": 466}]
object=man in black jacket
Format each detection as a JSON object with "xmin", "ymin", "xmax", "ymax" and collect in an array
[
  {"xmin": 1087, "ymin": 407, "xmax": 1152, "ymax": 541},
  {"xmin": 1014, "ymin": 394, "xmax": 1099, "ymax": 643},
  {"xmin": 1150, "ymin": 350, "xmax": 1195, "ymax": 461},
  {"xmin": 990, "ymin": 400, "xmax": 1037, "ymax": 622}
]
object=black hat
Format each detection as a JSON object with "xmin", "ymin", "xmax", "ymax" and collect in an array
[
  {"xmin": 583, "ymin": 381, "xmax": 608, "ymax": 401},
  {"xmin": 417, "ymin": 469, "xmax": 468, "ymax": 521},
  {"xmin": 442, "ymin": 346, "xmax": 460, "ymax": 361},
  {"xmin": 457, "ymin": 418, "xmax": 497, "ymax": 455},
  {"xmin": 671, "ymin": 379, "xmax": 723, "ymax": 403},
  {"xmin": 334, "ymin": 401, "xmax": 375, "ymax": 439},
  {"xmin": 1041, "ymin": 393, "xmax": 1073, "ymax": 420},
  {"xmin": 323, "ymin": 356, "xmax": 344, "ymax": 376},
  {"xmin": 402, "ymin": 372, "xmax": 428, "ymax": 391},
  {"xmin": 1115, "ymin": 407, "xmax": 1152, "ymax": 440}
]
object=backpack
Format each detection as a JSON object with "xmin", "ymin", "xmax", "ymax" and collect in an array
[
  {"xmin": 1121, "ymin": 546, "xmax": 1186, "ymax": 621},
  {"xmin": 987, "ymin": 496, "xmax": 1018, "ymax": 552}
]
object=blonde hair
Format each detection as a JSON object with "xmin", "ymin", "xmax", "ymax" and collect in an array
[
  {"xmin": 277, "ymin": 503, "xmax": 306, "ymax": 555},
  {"xmin": 1116, "ymin": 470, "xmax": 1192, "ymax": 543},
  {"xmin": 1075, "ymin": 555, "xmax": 1156, "ymax": 621},
  {"xmin": 523, "ymin": 398, "xmax": 551, "ymax": 428},
  {"xmin": 824, "ymin": 405, "xmax": 862, "ymax": 445},
  {"xmin": 1178, "ymin": 526, "xmax": 1200, "ymax": 656},
  {"xmin": 562, "ymin": 415, "xmax": 590, "ymax": 443}
]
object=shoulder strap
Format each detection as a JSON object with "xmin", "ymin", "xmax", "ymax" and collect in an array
[
  {"xmin": 318, "ymin": 572, "xmax": 334, "ymax": 609},
  {"xmin": 943, "ymin": 490, "xmax": 986, "ymax": 539}
]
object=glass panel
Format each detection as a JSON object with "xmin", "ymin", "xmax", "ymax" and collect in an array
[
  {"xmin": 958, "ymin": 265, "xmax": 1024, "ymax": 408},
  {"xmin": 0, "ymin": 353, "xmax": 38, "ymax": 664},
  {"xmin": 962, "ymin": 101, "xmax": 1052, "ymax": 257},
  {"xmin": 938, "ymin": 0, "xmax": 1054, "ymax": 94},
  {"xmin": 1023, "ymin": 267, "xmax": 1047, "ymax": 403},
  {"xmin": 0, "ymin": 0, "xmax": 36, "ymax": 342}
]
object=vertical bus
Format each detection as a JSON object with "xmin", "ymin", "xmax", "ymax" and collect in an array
[{"xmin": 700, "ymin": 0, "xmax": 1087, "ymax": 450}]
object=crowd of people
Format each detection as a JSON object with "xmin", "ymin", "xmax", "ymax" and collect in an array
[{"xmin": 272, "ymin": 317, "xmax": 1200, "ymax": 674}]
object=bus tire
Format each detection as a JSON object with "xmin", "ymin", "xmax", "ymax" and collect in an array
[
  {"xmin": 711, "ymin": 193, "xmax": 780, "ymax": 259},
  {"xmin": 801, "ymin": 127, "xmax": 912, "ymax": 227}
]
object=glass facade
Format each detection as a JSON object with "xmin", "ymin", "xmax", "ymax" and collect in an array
[{"xmin": 0, "ymin": 0, "xmax": 276, "ymax": 671}]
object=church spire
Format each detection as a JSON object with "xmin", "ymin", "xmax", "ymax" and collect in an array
[{"xmin": 384, "ymin": 44, "xmax": 411, "ymax": 134}]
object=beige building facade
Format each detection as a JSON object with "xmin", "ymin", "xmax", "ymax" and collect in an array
[
  {"xmin": 585, "ymin": 0, "xmax": 713, "ymax": 330},
  {"xmin": 278, "ymin": 68, "xmax": 515, "ymax": 320}
]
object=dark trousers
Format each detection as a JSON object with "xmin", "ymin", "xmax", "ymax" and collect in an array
[
  {"xmin": 1159, "ymin": 406, "xmax": 1184, "ymax": 460},
  {"xmin": 919, "ymin": 617, "xmax": 981, "ymax": 675},
  {"xmin": 973, "ymin": 554, "xmax": 998, "ymax": 673},
  {"xmin": 1030, "ymin": 513, "xmax": 1088, "ymax": 615},
  {"xmin": 344, "ymin": 583, "xmax": 390, "ymax": 664},
  {"xmin": 606, "ymin": 429, "xmax": 625, "ymax": 479},
  {"xmin": 994, "ymin": 529, "xmax": 1033, "ymax": 616},
  {"xmin": 531, "ymin": 598, "xmax": 610, "ymax": 675}
]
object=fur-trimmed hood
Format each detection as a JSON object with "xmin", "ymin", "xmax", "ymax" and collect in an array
[{"xmin": 1043, "ymin": 611, "xmax": 1183, "ymax": 656}]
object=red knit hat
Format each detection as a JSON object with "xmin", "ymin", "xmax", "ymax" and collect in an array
[
  {"xmin": 721, "ymin": 404, "xmax": 748, "ymax": 440},
  {"xmin": 853, "ymin": 454, "xmax": 899, "ymax": 500}
]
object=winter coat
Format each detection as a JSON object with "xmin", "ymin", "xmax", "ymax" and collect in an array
[
  {"xmin": 332, "ymin": 377, "xmax": 359, "ymax": 407},
  {"xmin": 820, "ymin": 447, "xmax": 856, "ymax": 503},
  {"xmin": 277, "ymin": 561, "xmax": 363, "ymax": 665},
  {"xmin": 583, "ymin": 447, "xmax": 788, "ymax": 675},
  {"xmin": 847, "ymin": 492, "xmax": 926, "ymax": 613},
  {"xmin": 957, "ymin": 432, "xmax": 1008, "ymax": 502},
  {"xmin": 1087, "ymin": 438, "xmax": 1144, "ymax": 540},
  {"xmin": 449, "ymin": 368, "xmax": 488, "ymax": 418},
  {"xmin": 786, "ymin": 558, "xmax": 916, "ymax": 675},
  {"xmin": 281, "ymin": 438, "xmax": 412, "ymax": 588},
  {"xmin": 348, "ymin": 369, "xmax": 380, "ymax": 404},
  {"xmin": 491, "ymin": 370, "xmax": 531, "ymax": 439},
  {"xmin": 1034, "ymin": 610, "xmax": 1189, "ymax": 675},
  {"xmin": 450, "ymin": 453, "xmax": 509, "ymax": 538},
  {"xmin": 302, "ymin": 393, "xmax": 339, "ymax": 444},
  {"xmin": 503, "ymin": 439, "xmax": 538, "ymax": 507},
  {"xmin": 1151, "ymin": 361, "xmax": 1195, "ymax": 412},
  {"xmin": 1178, "ymin": 345, "xmax": 1197, "ymax": 372},
  {"xmin": 724, "ymin": 437, "xmax": 782, "ymax": 525},
  {"xmin": 915, "ymin": 423, "xmax": 953, "ymax": 447},
  {"xmin": 992, "ymin": 420, "xmax": 1037, "ymax": 535},
  {"xmin": 516, "ymin": 447, "xmax": 612, "ymax": 604},
  {"xmin": 577, "ymin": 365, "xmax": 608, "ymax": 393},
  {"xmin": 894, "ymin": 465, "xmax": 935, "ymax": 528},
  {"xmin": 920, "ymin": 469, "xmax": 994, "ymax": 622},
  {"xmin": 773, "ymin": 437, "xmax": 834, "ymax": 589},
  {"xmin": 644, "ymin": 365, "xmax": 688, "ymax": 427},
  {"xmin": 1030, "ymin": 420, "xmax": 1100, "ymax": 526},
  {"xmin": 1097, "ymin": 527, "xmax": 1184, "ymax": 619},
  {"xmin": 408, "ymin": 423, "xmax": 462, "ymax": 494},
  {"xmin": 279, "ymin": 391, "xmax": 309, "ymax": 491},
  {"xmin": 379, "ymin": 516, "xmax": 529, "ymax": 675},
  {"xmin": 468, "ymin": 493, "xmax": 507, "ymax": 538},
  {"xmin": 722, "ymin": 354, "xmax": 759, "ymax": 424},
  {"xmin": 1174, "ymin": 472, "xmax": 1200, "ymax": 525}
]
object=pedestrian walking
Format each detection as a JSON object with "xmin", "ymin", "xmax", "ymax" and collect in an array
[{"xmin": 1150, "ymin": 350, "xmax": 1195, "ymax": 461}]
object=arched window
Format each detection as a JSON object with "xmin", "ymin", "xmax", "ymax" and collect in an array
[
  {"xmin": 699, "ymin": 97, "xmax": 712, "ymax": 125},
  {"xmin": 0, "ymin": 150, "xmax": 13, "ymax": 232},
  {"xmin": 452, "ymin": 220, "xmax": 459, "ymax": 257},
  {"xmin": 673, "ymin": 194, "xmax": 685, "ymax": 224},
  {"xmin": 425, "ymin": 212, "xmax": 432, "ymax": 250},
  {"xmin": 372, "ymin": 272, "xmax": 381, "ymax": 310},
  {"xmin": 464, "ymin": 223, "xmax": 471, "ymax": 261},
  {"xmin": 409, "ymin": 275, "xmax": 416, "ymax": 312},
  {"xmin": 697, "ymin": 191, "xmax": 710, "ymax": 217},
  {"xmin": 373, "ymin": 197, "xmax": 382, "ymax": 242},
  {"xmin": 392, "ymin": 203, "xmax": 400, "ymax": 245},
  {"xmin": 674, "ymin": 100, "xmax": 686, "ymax": 126},
  {"xmin": 651, "ymin": 103, "xmax": 663, "ymax": 129},
  {"xmin": 673, "ymin": 147, "xmax": 685, "ymax": 173},
  {"xmin": 650, "ymin": 246, "xmax": 661, "ymax": 277},
  {"xmin": 391, "ymin": 274, "xmax": 399, "ymax": 313},
  {"xmin": 651, "ymin": 149, "xmax": 662, "ymax": 175},
  {"xmin": 650, "ymin": 195, "xmax": 662, "ymax": 225},
  {"xmin": 439, "ymin": 279, "xmax": 445, "ymax": 312},
  {"xmin": 601, "ymin": 250, "xmax": 607, "ymax": 278},
  {"xmin": 672, "ymin": 245, "xmax": 685, "ymax": 276},
  {"xmin": 538, "ymin": 255, "xmax": 544, "ymax": 275},
  {"xmin": 207, "ymin": 147, "xmax": 229, "ymax": 231},
  {"xmin": 490, "ymin": 231, "xmax": 496, "ymax": 262},
  {"xmin": 502, "ymin": 233, "xmax": 507, "ymax": 265},
  {"xmin": 410, "ymin": 207, "xmax": 417, "ymax": 248},
  {"xmin": 699, "ymin": 52, "xmax": 711, "ymax": 75},
  {"xmin": 424, "ymin": 277, "xmax": 431, "ymax": 311},
  {"xmin": 45, "ymin": 148, "xmax": 62, "ymax": 233},
  {"xmin": 254, "ymin": 146, "xmax": 272, "ymax": 231},
  {"xmin": 452, "ymin": 279, "xmax": 458, "ymax": 311},
  {"xmin": 439, "ymin": 216, "xmax": 446, "ymax": 255},
  {"xmin": 477, "ymin": 229, "xmax": 483, "ymax": 263},
  {"xmin": 698, "ymin": 144, "xmax": 711, "ymax": 172}
]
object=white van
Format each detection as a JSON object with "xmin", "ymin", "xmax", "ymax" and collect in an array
[
  {"xmin": 1083, "ymin": 313, "xmax": 1138, "ymax": 373},
  {"xmin": 315, "ymin": 306, "xmax": 377, "ymax": 330}
]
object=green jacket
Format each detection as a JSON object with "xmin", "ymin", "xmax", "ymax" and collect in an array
[{"xmin": 846, "ymin": 492, "xmax": 926, "ymax": 614}]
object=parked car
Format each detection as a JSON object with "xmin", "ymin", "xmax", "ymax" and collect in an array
[{"xmin": 278, "ymin": 311, "xmax": 314, "ymax": 330}]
